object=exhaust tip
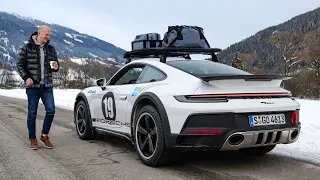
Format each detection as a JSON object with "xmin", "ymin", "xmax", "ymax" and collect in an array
[
  {"xmin": 291, "ymin": 129, "xmax": 299, "ymax": 140},
  {"xmin": 229, "ymin": 134, "xmax": 244, "ymax": 145}
]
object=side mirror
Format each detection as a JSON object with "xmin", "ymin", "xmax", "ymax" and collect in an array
[{"xmin": 96, "ymin": 78, "xmax": 107, "ymax": 90}]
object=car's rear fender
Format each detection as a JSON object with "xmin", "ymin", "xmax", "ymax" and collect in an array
[{"xmin": 131, "ymin": 92, "xmax": 173, "ymax": 147}]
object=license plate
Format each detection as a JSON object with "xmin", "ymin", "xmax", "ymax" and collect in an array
[{"xmin": 249, "ymin": 114, "xmax": 285, "ymax": 127}]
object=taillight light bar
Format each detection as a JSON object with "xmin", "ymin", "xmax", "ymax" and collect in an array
[
  {"xmin": 187, "ymin": 92, "xmax": 291, "ymax": 98},
  {"xmin": 174, "ymin": 92, "xmax": 291, "ymax": 103}
]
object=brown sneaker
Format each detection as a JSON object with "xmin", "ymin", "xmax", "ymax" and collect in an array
[
  {"xmin": 40, "ymin": 135, "xmax": 53, "ymax": 149},
  {"xmin": 30, "ymin": 139, "xmax": 38, "ymax": 150}
]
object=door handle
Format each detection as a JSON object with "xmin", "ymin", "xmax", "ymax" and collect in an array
[{"xmin": 119, "ymin": 96, "xmax": 127, "ymax": 100}]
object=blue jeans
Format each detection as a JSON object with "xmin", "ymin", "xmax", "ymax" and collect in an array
[{"xmin": 26, "ymin": 86, "xmax": 55, "ymax": 139}]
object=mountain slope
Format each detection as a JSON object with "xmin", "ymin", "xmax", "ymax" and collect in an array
[
  {"xmin": 0, "ymin": 12, "xmax": 127, "ymax": 67},
  {"xmin": 216, "ymin": 7, "xmax": 320, "ymax": 74}
]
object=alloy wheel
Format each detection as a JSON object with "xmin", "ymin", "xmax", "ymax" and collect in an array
[
  {"xmin": 76, "ymin": 105, "xmax": 86, "ymax": 136},
  {"xmin": 135, "ymin": 112, "xmax": 158, "ymax": 160}
]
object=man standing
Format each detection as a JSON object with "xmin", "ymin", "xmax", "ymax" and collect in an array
[{"xmin": 17, "ymin": 25, "xmax": 59, "ymax": 150}]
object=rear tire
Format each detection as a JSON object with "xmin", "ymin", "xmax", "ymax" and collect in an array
[
  {"xmin": 133, "ymin": 105, "xmax": 179, "ymax": 166},
  {"xmin": 75, "ymin": 100, "xmax": 98, "ymax": 140},
  {"xmin": 239, "ymin": 145, "xmax": 276, "ymax": 156}
]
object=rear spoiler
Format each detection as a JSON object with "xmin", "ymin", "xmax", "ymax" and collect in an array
[{"xmin": 198, "ymin": 75, "xmax": 292, "ymax": 82}]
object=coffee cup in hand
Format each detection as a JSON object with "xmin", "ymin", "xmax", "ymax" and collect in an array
[{"xmin": 50, "ymin": 61, "xmax": 57, "ymax": 70}]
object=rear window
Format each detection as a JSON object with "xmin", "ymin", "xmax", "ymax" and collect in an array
[{"xmin": 166, "ymin": 60, "xmax": 251, "ymax": 76}]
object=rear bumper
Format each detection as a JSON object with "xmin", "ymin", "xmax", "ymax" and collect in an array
[
  {"xmin": 164, "ymin": 110, "xmax": 301, "ymax": 152},
  {"xmin": 219, "ymin": 128, "xmax": 299, "ymax": 151},
  {"xmin": 165, "ymin": 127, "xmax": 300, "ymax": 152}
]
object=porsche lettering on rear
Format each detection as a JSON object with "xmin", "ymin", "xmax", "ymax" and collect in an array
[{"xmin": 261, "ymin": 101, "xmax": 275, "ymax": 104}]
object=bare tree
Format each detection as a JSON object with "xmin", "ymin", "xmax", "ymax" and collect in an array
[
  {"xmin": 51, "ymin": 58, "xmax": 119, "ymax": 89},
  {"xmin": 6, "ymin": 71, "xmax": 16, "ymax": 87},
  {"xmin": 232, "ymin": 52, "xmax": 245, "ymax": 70},
  {"xmin": 231, "ymin": 52, "xmax": 268, "ymax": 75},
  {"xmin": 89, "ymin": 61, "xmax": 118, "ymax": 81},
  {"xmin": 0, "ymin": 69, "xmax": 16, "ymax": 88},
  {"xmin": 54, "ymin": 59, "xmax": 73, "ymax": 88},
  {"xmin": 294, "ymin": 28, "xmax": 320, "ymax": 97},
  {"xmin": 299, "ymin": 28, "xmax": 320, "ymax": 77},
  {"xmin": 269, "ymin": 31, "xmax": 303, "ymax": 76}
]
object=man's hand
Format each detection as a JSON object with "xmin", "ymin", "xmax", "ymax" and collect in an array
[{"xmin": 26, "ymin": 78, "xmax": 33, "ymax": 87}]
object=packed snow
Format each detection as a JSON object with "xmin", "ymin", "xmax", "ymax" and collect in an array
[
  {"xmin": 74, "ymin": 38, "xmax": 83, "ymax": 43},
  {"xmin": 63, "ymin": 39, "xmax": 75, "ymax": 46},
  {"xmin": 88, "ymin": 52, "xmax": 98, "ymax": 58},
  {"xmin": 93, "ymin": 59, "xmax": 107, "ymax": 66},
  {"xmin": 0, "ymin": 88, "xmax": 319, "ymax": 165},
  {"xmin": 107, "ymin": 57, "xmax": 117, "ymax": 63},
  {"xmin": 11, "ymin": 12, "xmax": 37, "ymax": 24},
  {"xmin": 64, "ymin": 33, "xmax": 84, "ymax": 43},
  {"xmin": 70, "ymin": 58, "xmax": 88, "ymax": 65},
  {"xmin": 65, "ymin": 33, "xmax": 73, "ymax": 39}
]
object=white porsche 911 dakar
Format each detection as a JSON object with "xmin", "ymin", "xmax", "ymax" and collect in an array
[{"xmin": 73, "ymin": 47, "xmax": 301, "ymax": 167}]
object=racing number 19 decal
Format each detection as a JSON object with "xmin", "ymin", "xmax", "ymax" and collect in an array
[{"xmin": 102, "ymin": 92, "xmax": 116, "ymax": 121}]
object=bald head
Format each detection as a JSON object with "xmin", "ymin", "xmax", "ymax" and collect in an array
[
  {"xmin": 36, "ymin": 25, "xmax": 51, "ymax": 44},
  {"xmin": 38, "ymin": 25, "xmax": 50, "ymax": 32}
]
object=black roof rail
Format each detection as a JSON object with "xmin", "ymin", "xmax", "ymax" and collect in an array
[{"xmin": 123, "ymin": 47, "xmax": 221, "ymax": 64}]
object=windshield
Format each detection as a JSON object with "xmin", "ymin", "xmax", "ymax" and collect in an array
[{"xmin": 166, "ymin": 60, "xmax": 252, "ymax": 76}]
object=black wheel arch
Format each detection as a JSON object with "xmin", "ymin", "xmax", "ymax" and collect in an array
[
  {"xmin": 131, "ymin": 92, "xmax": 171, "ymax": 143},
  {"xmin": 74, "ymin": 92, "xmax": 94, "ymax": 129}
]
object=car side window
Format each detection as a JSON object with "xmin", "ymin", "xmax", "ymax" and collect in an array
[
  {"xmin": 113, "ymin": 67, "xmax": 144, "ymax": 85},
  {"xmin": 137, "ymin": 66, "xmax": 166, "ymax": 83}
]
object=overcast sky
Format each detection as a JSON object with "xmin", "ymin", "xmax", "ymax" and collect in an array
[{"xmin": 1, "ymin": 0, "xmax": 319, "ymax": 51}]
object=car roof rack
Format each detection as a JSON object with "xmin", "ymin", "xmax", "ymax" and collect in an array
[{"xmin": 123, "ymin": 47, "xmax": 221, "ymax": 64}]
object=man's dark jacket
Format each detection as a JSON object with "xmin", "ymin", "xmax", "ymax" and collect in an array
[{"xmin": 17, "ymin": 32, "xmax": 59, "ymax": 87}]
